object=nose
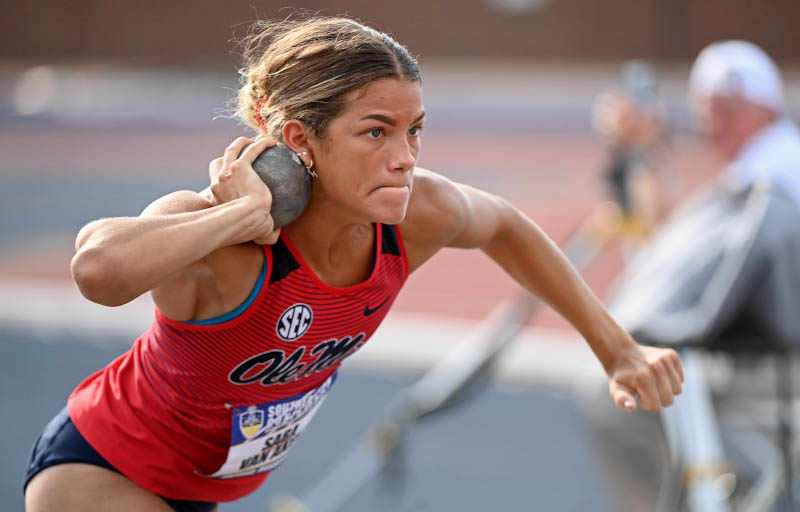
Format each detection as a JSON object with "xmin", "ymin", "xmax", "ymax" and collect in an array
[{"xmin": 391, "ymin": 136, "xmax": 417, "ymax": 172}]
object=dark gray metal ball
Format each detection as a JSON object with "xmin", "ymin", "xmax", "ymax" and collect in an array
[{"xmin": 251, "ymin": 144, "xmax": 312, "ymax": 227}]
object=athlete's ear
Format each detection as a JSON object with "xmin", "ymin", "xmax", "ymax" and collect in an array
[{"xmin": 282, "ymin": 120, "xmax": 312, "ymax": 157}]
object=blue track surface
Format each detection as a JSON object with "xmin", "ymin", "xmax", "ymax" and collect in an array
[{"xmin": 2, "ymin": 331, "xmax": 607, "ymax": 511}]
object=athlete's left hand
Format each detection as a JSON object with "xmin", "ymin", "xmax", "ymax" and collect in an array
[{"xmin": 606, "ymin": 345, "xmax": 683, "ymax": 412}]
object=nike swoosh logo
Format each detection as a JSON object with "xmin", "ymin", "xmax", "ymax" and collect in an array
[{"xmin": 363, "ymin": 297, "xmax": 390, "ymax": 316}]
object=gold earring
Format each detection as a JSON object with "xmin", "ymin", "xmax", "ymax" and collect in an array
[
  {"xmin": 306, "ymin": 159, "xmax": 318, "ymax": 178},
  {"xmin": 296, "ymin": 151, "xmax": 318, "ymax": 178}
]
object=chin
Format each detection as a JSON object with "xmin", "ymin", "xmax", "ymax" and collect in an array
[
  {"xmin": 373, "ymin": 207, "xmax": 407, "ymax": 225},
  {"xmin": 370, "ymin": 201, "xmax": 409, "ymax": 225},
  {"xmin": 367, "ymin": 188, "xmax": 410, "ymax": 224}
]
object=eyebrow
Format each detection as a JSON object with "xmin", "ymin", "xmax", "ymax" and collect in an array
[{"xmin": 360, "ymin": 112, "xmax": 426, "ymax": 126}]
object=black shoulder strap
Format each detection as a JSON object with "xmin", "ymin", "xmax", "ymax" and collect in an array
[
  {"xmin": 380, "ymin": 223, "xmax": 402, "ymax": 256},
  {"xmin": 269, "ymin": 238, "xmax": 300, "ymax": 284}
]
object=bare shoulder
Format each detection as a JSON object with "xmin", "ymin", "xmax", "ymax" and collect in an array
[
  {"xmin": 144, "ymin": 188, "xmax": 252, "ymax": 321},
  {"xmin": 141, "ymin": 188, "xmax": 216, "ymax": 217},
  {"xmin": 399, "ymin": 168, "xmax": 469, "ymax": 271}
]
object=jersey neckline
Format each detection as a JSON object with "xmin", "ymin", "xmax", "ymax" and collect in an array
[{"xmin": 279, "ymin": 223, "xmax": 383, "ymax": 295}]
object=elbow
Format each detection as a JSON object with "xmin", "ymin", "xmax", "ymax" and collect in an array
[{"xmin": 71, "ymin": 246, "xmax": 132, "ymax": 306}]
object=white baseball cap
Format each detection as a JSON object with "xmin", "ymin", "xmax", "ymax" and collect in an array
[{"xmin": 689, "ymin": 40, "xmax": 784, "ymax": 112}]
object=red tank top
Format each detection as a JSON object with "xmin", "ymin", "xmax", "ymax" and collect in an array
[{"xmin": 68, "ymin": 224, "xmax": 408, "ymax": 502}]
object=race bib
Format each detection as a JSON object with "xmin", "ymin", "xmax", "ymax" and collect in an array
[{"xmin": 208, "ymin": 372, "xmax": 337, "ymax": 479}]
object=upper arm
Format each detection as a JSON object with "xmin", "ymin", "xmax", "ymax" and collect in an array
[
  {"xmin": 400, "ymin": 169, "xmax": 514, "ymax": 271},
  {"xmin": 141, "ymin": 189, "xmax": 218, "ymax": 318}
]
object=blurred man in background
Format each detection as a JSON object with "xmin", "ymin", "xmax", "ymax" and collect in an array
[{"xmin": 583, "ymin": 40, "xmax": 800, "ymax": 511}]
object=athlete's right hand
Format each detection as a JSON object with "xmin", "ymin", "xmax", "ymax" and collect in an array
[{"xmin": 209, "ymin": 136, "xmax": 281, "ymax": 245}]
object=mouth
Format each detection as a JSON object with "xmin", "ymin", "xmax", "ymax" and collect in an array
[
  {"xmin": 375, "ymin": 183, "xmax": 411, "ymax": 191},
  {"xmin": 371, "ymin": 184, "xmax": 411, "ymax": 202}
]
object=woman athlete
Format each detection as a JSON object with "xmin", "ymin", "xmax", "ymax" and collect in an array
[{"xmin": 24, "ymin": 16, "xmax": 684, "ymax": 512}]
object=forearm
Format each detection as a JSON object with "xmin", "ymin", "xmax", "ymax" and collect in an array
[
  {"xmin": 483, "ymin": 205, "xmax": 637, "ymax": 372},
  {"xmin": 72, "ymin": 197, "xmax": 263, "ymax": 305},
  {"xmin": 419, "ymin": 175, "xmax": 682, "ymax": 410}
]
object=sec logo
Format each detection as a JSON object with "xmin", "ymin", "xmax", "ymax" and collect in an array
[{"xmin": 276, "ymin": 303, "xmax": 313, "ymax": 341}]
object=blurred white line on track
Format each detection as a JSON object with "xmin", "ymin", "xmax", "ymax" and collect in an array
[{"xmin": 0, "ymin": 276, "xmax": 605, "ymax": 390}]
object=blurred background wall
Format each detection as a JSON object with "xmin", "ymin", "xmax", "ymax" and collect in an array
[
  {"xmin": 3, "ymin": 0, "xmax": 800, "ymax": 65},
  {"xmin": 3, "ymin": 2, "xmax": 800, "ymax": 511}
]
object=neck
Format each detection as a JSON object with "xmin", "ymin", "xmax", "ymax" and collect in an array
[
  {"xmin": 726, "ymin": 110, "xmax": 778, "ymax": 162},
  {"xmin": 284, "ymin": 195, "xmax": 375, "ymax": 287}
]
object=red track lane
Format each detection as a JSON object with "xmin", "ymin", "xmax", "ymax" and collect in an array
[{"xmin": 1, "ymin": 128, "xmax": 720, "ymax": 333}]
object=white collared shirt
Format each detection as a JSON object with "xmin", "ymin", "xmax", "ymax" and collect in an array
[{"xmin": 726, "ymin": 117, "xmax": 800, "ymax": 205}]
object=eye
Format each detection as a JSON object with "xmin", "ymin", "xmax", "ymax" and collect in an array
[
  {"xmin": 409, "ymin": 125, "xmax": 424, "ymax": 136},
  {"xmin": 367, "ymin": 128, "xmax": 383, "ymax": 139}
]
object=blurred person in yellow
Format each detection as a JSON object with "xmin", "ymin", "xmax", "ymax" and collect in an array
[
  {"xmin": 583, "ymin": 41, "xmax": 800, "ymax": 511},
  {"xmin": 22, "ymin": 15, "xmax": 683, "ymax": 512}
]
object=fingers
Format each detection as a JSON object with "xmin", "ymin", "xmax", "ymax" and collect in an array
[
  {"xmin": 210, "ymin": 136, "xmax": 278, "ymax": 205},
  {"xmin": 669, "ymin": 349, "xmax": 684, "ymax": 382},
  {"xmin": 209, "ymin": 137, "xmax": 253, "ymax": 186},
  {"xmin": 608, "ymin": 346, "xmax": 686, "ymax": 413},
  {"xmin": 639, "ymin": 349, "xmax": 688, "ymax": 411},
  {"xmin": 208, "ymin": 136, "xmax": 282, "ymax": 244},
  {"xmin": 213, "ymin": 137, "xmax": 277, "ymax": 183},
  {"xmin": 254, "ymin": 228, "xmax": 281, "ymax": 246},
  {"xmin": 238, "ymin": 136, "xmax": 277, "ymax": 164},
  {"xmin": 642, "ymin": 349, "xmax": 685, "ymax": 412},
  {"xmin": 651, "ymin": 360, "xmax": 675, "ymax": 408},
  {"xmin": 651, "ymin": 349, "xmax": 683, "ymax": 399},
  {"xmin": 208, "ymin": 157, "xmax": 225, "ymax": 193},
  {"xmin": 222, "ymin": 136, "xmax": 255, "ymax": 171},
  {"xmin": 216, "ymin": 136, "xmax": 277, "ymax": 175},
  {"xmin": 664, "ymin": 350, "xmax": 684, "ymax": 395},
  {"xmin": 634, "ymin": 373, "xmax": 662, "ymax": 412},
  {"xmin": 609, "ymin": 380, "xmax": 637, "ymax": 412}
]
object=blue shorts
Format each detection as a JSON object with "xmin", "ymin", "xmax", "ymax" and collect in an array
[{"xmin": 24, "ymin": 406, "xmax": 216, "ymax": 512}]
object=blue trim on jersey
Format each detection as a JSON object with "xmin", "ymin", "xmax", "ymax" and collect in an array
[{"xmin": 185, "ymin": 252, "xmax": 267, "ymax": 325}]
